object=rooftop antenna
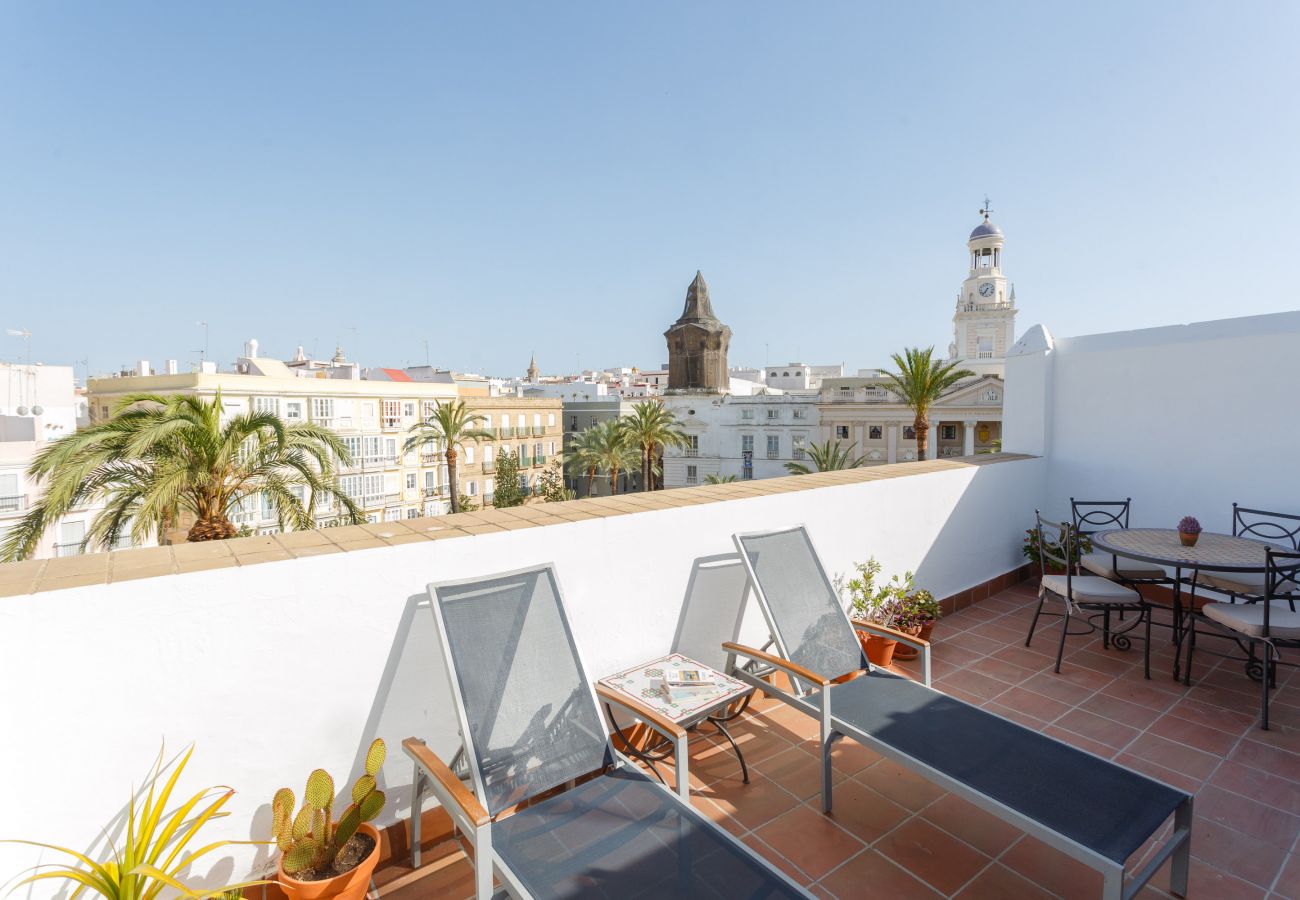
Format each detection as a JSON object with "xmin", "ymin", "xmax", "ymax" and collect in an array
[
  {"xmin": 196, "ymin": 321, "xmax": 209, "ymax": 362},
  {"xmin": 6, "ymin": 328, "xmax": 33, "ymax": 412},
  {"xmin": 6, "ymin": 328, "xmax": 32, "ymax": 366},
  {"xmin": 979, "ymin": 195, "xmax": 994, "ymax": 221},
  {"xmin": 423, "ymin": 339, "xmax": 430, "ymax": 366}
]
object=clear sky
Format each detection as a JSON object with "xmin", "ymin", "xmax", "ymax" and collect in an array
[{"xmin": 1, "ymin": 2, "xmax": 1297, "ymax": 379}]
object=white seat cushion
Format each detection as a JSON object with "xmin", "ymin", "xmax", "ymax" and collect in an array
[
  {"xmin": 1079, "ymin": 551, "xmax": 1167, "ymax": 581},
  {"xmin": 1199, "ymin": 571, "xmax": 1299, "ymax": 597},
  {"xmin": 1042, "ymin": 574, "xmax": 1142, "ymax": 605},
  {"xmin": 1202, "ymin": 601, "xmax": 1300, "ymax": 639}
]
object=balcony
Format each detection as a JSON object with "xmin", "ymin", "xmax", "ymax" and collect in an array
[
  {"xmin": 0, "ymin": 494, "xmax": 27, "ymax": 515},
  {"xmin": 52, "ymin": 541, "xmax": 83, "ymax": 557},
  {"xmin": 498, "ymin": 426, "xmax": 514, "ymax": 439},
  {"xmin": 3, "ymin": 311, "xmax": 1297, "ymax": 900},
  {"xmin": 481, "ymin": 458, "xmax": 495, "ymax": 473}
]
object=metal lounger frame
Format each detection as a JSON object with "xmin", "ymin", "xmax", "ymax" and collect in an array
[
  {"xmin": 723, "ymin": 527, "xmax": 1192, "ymax": 900},
  {"xmin": 406, "ymin": 563, "xmax": 811, "ymax": 900}
]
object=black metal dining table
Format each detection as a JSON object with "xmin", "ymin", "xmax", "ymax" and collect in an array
[{"xmin": 1090, "ymin": 528, "xmax": 1288, "ymax": 680}]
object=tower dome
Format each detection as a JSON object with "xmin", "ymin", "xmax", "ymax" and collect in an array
[{"xmin": 969, "ymin": 219, "xmax": 1003, "ymax": 240}]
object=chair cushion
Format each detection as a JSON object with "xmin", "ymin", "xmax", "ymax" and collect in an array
[
  {"xmin": 1199, "ymin": 571, "xmax": 1299, "ymax": 597},
  {"xmin": 1202, "ymin": 601, "xmax": 1300, "ymax": 639},
  {"xmin": 1079, "ymin": 551, "xmax": 1167, "ymax": 581},
  {"xmin": 1042, "ymin": 574, "xmax": 1142, "ymax": 605},
  {"xmin": 491, "ymin": 767, "xmax": 806, "ymax": 899}
]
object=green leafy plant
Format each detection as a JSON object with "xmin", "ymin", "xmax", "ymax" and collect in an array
[
  {"xmin": 490, "ymin": 450, "xmax": 524, "ymax": 509},
  {"xmin": 833, "ymin": 558, "xmax": 914, "ymax": 626},
  {"xmin": 784, "ymin": 439, "xmax": 867, "ymax": 475},
  {"xmin": 271, "ymin": 739, "xmax": 386, "ymax": 877},
  {"xmin": 703, "ymin": 473, "xmax": 737, "ymax": 484},
  {"xmin": 537, "ymin": 459, "xmax": 576, "ymax": 502},
  {"xmin": 895, "ymin": 589, "xmax": 940, "ymax": 630},
  {"xmin": 2, "ymin": 745, "xmax": 265, "ymax": 900},
  {"xmin": 1022, "ymin": 524, "xmax": 1092, "ymax": 568}
]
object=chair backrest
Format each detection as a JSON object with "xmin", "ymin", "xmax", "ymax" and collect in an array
[
  {"xmin": 1070, "ymin": 497, "xmax": 1132, "ymax": 534},
  {"xmin": 428, "ymin": 566, "xmax": 610, "ymax": 817},
  {"xmin": 1264, "ymin": 549, "xmax": 1300, "ymax": 631},
  {"xmin": 672, "ymin": 554, "xmax": 751, "ymax": 671},
  {"xmin": 1233, "ymin": 504, "xmax": 1300, "ymax": 550},
  {"xmin": 1035, "ymin": 510, "xmax": 1076, "ymax": 585},
  {"xmin": 733, "ymin": 527, "xmax": 864, "ymax": 682}
]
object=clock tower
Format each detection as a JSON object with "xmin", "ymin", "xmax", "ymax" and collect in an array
[{"xmin": 948, "ymin": 200, "xmax": 1017, "ymax": 374}]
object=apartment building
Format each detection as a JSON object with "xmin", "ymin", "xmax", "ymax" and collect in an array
[{"xmin": 87, "ymin": 356, "xmax": 562, "ymax": 532}]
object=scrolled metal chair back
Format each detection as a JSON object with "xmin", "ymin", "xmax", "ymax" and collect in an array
[
  {"xmin": 1070, "ymin": 497, "xmax": 1132, "ymax": 534},
  {"xmin": 1234, "ymin": 504, "xmax": 1300, "ymax": 551},
  {"xmin": 1264, "ymin": 549, "xmax": 1300, "ymax": 628},
  {"xmin": 1034, "ymin": 510, "xmax": 1077, "ymax": 578}
]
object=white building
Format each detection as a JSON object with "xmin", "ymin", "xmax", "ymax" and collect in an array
[
  {"xmin": 730, "ymin": 363, "xmax": 844, "ymax": 393},
  {"xmin": 948, "ymin": 205, "xmax": 1019, "ymax": 378},
  {"xmin": 661, "ymin": 391, "xmax": 821, "ymax": 486},
  {"xmin": 0, "ymin": 364, "xmax": 122, "ymax": 559}
]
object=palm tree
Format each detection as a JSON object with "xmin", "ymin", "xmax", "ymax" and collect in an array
[
  {"xmin": 784, "ymin": 439, "xmax": 868, "ymax": 475},
  {"xmin": 564, "ymin": 427, "xmax": 603, "ymax": 497},
  {"xmin": 0, "ymin": 392, "xmax": 362, "ymax": 561},
  {"xmin": 881, "ymin": 346, "xmax": 975, "ymax": 461},
  {"xmin": 403, "ymin": 399, "xmax": 494, "ymax": 514},
  {"xmin": 620, "ymin": 400, "xmax": 688, "ymax": 491},
  {"xmin": 704, "ymin": 473, "xmax": 738, "ymax": 484},
  {"xmin": 589, "ymin": 419, "xmax": 640, "ymax": 496}
]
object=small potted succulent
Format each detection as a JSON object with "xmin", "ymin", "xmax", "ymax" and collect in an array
[
  {"xmin": 272, "ymin": 739, "xmax": 387, "ymax": 900},
  {"xmin": 1178, "ymin": 516, "xmax": 1202, "ymax": 548},
  {"xmin": 835, "ymin": 558, "xmax": 912, "ymax": 667},
  {"xmin": 893, "ymin": 589, "xmax": 941, "ymax": 661}
]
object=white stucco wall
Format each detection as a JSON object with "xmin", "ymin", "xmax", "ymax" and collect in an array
[
  {"xmin": 1006, "ymin": 311, "xmax": 1300, "ymax": 529},
  {"xmin": 0, "ymin": 457, "xmax": 1042, "ymax": 893}
]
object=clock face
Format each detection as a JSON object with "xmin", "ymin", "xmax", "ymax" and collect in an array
[{"xmin": 979, "ymin": 283, "xmax": 995, "ymax": 297}]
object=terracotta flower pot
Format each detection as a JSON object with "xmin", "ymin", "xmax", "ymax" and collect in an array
[
  {"xmin": 893, "ymin": 622, "xmax": 933, "ymax": 662},
  {"xmin": 276, "ymin": 823, "xmax": 381, "ymax": 900},
  {"xmin": 1179, "ymin": 531, "xmax": 1199, "ymax": 547},
  {"xmin": 859, "ymin": 631, "xmax": 898, "ymax": 667}
]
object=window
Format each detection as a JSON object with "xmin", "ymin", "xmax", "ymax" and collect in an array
[
  {"xmin": 533, "ymin": 413, "xmax": 541, "ymax": 428},
  {"xmin": 569, "ymin": 415, "xmax": 578, "ymax": 430},
  {"xmin": 869, "ymin": 425, "xmax": 883, "ymax": 440},
  {"xmin": 422, "ymin": 400, "xmax": 439, "ymax": 419},
  {"xmin": 260, "ymin": 492, "xmax": 277, "ymax": 518},
  {"xmin": 549, "ymin": 440, "xmax": 556, "ymax": 455},
  {"xmin": 465, "ymin": 446, "xmax": 475, "ymax": 465},
  {"xmin": 741, "ymin": 408, "xmax": 755, "ymax": 420},
  {"xmin": 363, "ymin": 436, "xmax": 381, "ymax": 459},
  {"xmin": 341, "ymin": 436, "xmax": 362, "ymax": 460},
  {"xmin": 382, "ymin": 400, "xmax": 401, "ymax": 427},
  {"xmin": 406, "ymin": 473, "xmax": 417, "ymax": 489},
  {"xmin": 741, "ymin": 435, "xmax": 754, "ymax": 453},
  {"xmin": 766, "ymin": 408, "xmax": 779, "ymax": 420},
  {"xmin": 793, "ymin": 437, "xmax": 806, "ymax": 460},
  {"xmin": 340, "ymin": 475, "xmax": 363, "ymax": 500},
  {"xmin": 590, "ymin": 415, "xmax": 597, "ymax": 428},
  {"xmin": 312, "ymin": 398, "xmax": 334, "ymax": 420},
  {"xmin": 685, "ymin": 435, "xmax": 699, "ymax": 457},
  {"xmin": 361, "ymin": 402, "xmax": 376, "ymax": 418},
  {"xmin": 904, "ymin": 426, "xmax": 917, "ymax": 440},
  {"xmin": 686, "ymin": 465, "xmax": 698, "ymax": 485},
  {"xmin": 363, "ymin": 473, "xmax": 383, "ymax": 500},
  {"xmin": 766, "ymin": 435, "xmax": 779, "ymax": 459},
  {"xmin": 384, "ymin": 507, "xmax": 401, "ymax": 522},
  {"xmin": 792, "ymin": 407, "xmax": 807, "ymax": 420},
  {"xmin": 547, "ymin": 413, "xmax": 556, "ymax": 427},
  {"xmin": 941, "ymin": 425, "xmax": 958, "ymax": 441},
  {"xmin": 253, "ymin": 397, "xmax": 278, "ymax": 415},
  {"xmin": 467, "ymin": 481, "xmax": 478, "ymax": 496},
  {"xmin": 534, "ymin": 442, "xmax": 543, "ymax": 462},
  {"xmin": 835, "ymin": 425, "xmax": 849, "ymax": 440},
  {"xmin": 406, "ymin": 508, "xmax": 419, "ymax": 519},
  {"xmin": 484, "ymin": 445, "xmax": 494, "ymax": 464},
  {"xmin": 285, "ymin": 401, "xmax": 303, "ymax": 421},
  {"xmin": 516, "ymin": 414, "xmax": 525, "ymax": 428},
  {"xmin": 403, "ymin": 402, "xmax": 415, "ymax": 417},
  {"xmin": 384, "ymin": 438, "xmax": 397, "ymax": 459}
]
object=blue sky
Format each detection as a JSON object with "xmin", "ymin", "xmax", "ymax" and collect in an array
[{"xmin": 1, "ymin": 2, "xmax": 1297, "ymax": 378}]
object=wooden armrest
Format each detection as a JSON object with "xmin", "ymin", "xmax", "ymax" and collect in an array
[
  {"xmin": 402, "ymin": 737, "xmax": 489, "ymax": 828},
  {"xmin": 722, "ymin": 641, "xmax": 831, "ymax": 687},
  {"xmin": 851, "ymin": 619, "xmax": 931, "ymax": 649},
  {"xmin": 595, "ymin": 683, "xmax": 687, "ymax": 740}
]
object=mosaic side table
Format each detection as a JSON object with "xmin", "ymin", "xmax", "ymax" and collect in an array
[{"xmin": 598, "ymin": 652, "xmax": 756, "ymax": 785}]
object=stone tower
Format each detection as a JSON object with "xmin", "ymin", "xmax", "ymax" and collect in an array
[
  {"xmin": 665, "ymin": 271, "xmax": 731, "ymax": 393},
  {"xmin": 526, "ymin": 353, "xmax": 540, "ymax": 384},
  {"xmin": 948, "ymin": 201, "xmax": 1017, "ymax": 368}
]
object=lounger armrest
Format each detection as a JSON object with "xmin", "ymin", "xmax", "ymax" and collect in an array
[
  {"xmin": 402, "ymin": 737, "xmax": 489, "ymax": 828},
  {"xmin": 595, "ymin": 683, "xmax": 690, "ymax": 800},
  {"xmin": 595, "ymin": 683, "xmax": 688, "ymax": 741},
  {"xmin": 722, "ymin": 641, "xmax": 832, "ymax": 687},
  {"xmin": 851, "ymin": 619, "xmax": 930, "ymax": 649}
]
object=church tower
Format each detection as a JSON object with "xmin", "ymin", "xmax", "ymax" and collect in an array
[
  {"xmin": 665, "ymin": 271, "xmax": 731, "ymax": 393},
  {"xmin": 949, "ymin": 200, "xmax": 1017, "ymax": 372},
  {"xmin": 526, "ymin": 353, "xmax": 540, "ymax": 384}
]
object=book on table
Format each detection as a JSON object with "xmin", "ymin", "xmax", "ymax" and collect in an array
[{"xmin": 661, "ymin": 667, "xmax": 716, "ymax": 702}]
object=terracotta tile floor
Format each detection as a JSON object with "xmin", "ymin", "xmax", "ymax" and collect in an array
[{"xmin": 380, "ymin": 581, "xmax": 1300, "ymax": 898}]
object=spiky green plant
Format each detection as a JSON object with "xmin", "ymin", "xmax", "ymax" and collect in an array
[
  {"xmin": 2, "ymin": 745, "xmax": 266, "ymax": 900},
  {"xmin": 270, "ymin": 739, "xmax": 386, "ymax": 877},
  {"xmin": 619, "ymin": 400, "xmax": 687, "ymax": 491},
  {"xmin": 880, "ymin": 346, "xmax": 975, "ymax": 461},
  {"xmin": 783, "ymin": 439, "xmax": 868, "ymax": 475}
]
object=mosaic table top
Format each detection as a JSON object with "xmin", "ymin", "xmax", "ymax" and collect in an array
[
  {"xmin": 1092, "ymin": 528, "xmax": 1287, "ymax": 572},
  {"xmin": 598, "ymin": 652, "xmax": 752, "ymax": 723}
]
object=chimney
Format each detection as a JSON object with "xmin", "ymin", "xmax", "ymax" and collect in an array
[{"xmin": 248, "ymin": 338, "xmax": 259, "ymax": 358}]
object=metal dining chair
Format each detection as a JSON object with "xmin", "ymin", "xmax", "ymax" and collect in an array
[
  {"xmin": 1026, "ymin": 511, "xmax": 1152, "ymax": 678},
  {"xmin": 1071, "ymin": 498, "xmax": 1170, "ymax": 585},
  {"xmin": 1196, "ymin": 504, "xmax": 1300, "ymax": 603}
]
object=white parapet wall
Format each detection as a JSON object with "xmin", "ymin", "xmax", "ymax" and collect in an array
[
  {"xmin": 0, "ymin": 456, "xmax": 1043, "ymax": 892},
  {"xmin": 1004, "ymin": 310, "xmax": 1300, "ymax": 529}
]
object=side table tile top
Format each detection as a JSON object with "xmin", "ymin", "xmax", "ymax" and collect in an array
[{"xmin": 600, "ymin": 652, "xmax": 751, "ymax": 723}]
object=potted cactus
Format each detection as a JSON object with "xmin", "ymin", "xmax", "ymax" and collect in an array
[
  {"xmin": 272, "ymin": 738, "xmax": 387, "ymax": 900},
  {"xmin": 1178, "ymin": 516, "xmax": 1202, "ymax": 547}
]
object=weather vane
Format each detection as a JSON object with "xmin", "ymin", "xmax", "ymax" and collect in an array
[{"xmin": 979, "ymin": 195, "xmax": 993, "ymax": 220}]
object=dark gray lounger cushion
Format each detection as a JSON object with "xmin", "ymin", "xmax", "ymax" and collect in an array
[
  {"xmin": 807, "ymin": 670, "xmax": 1187, "ymax": 865},
  {"xmin": 493, "ymin": 767, "xmax": 806, "ymax": 899}
]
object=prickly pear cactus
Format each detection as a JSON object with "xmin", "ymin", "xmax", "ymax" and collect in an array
[{"xmin": 271, "ymin": 739, "xmax": 387, "ymax": 876}]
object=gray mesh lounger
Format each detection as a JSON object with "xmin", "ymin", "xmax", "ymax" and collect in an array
[
  {"xmin": 723, "ymin": 527, "xmax": 1193, "ymax": 900},
  {"xmin": 404, "ymin": 564, "xmax": 812, "ymax": 900}
]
